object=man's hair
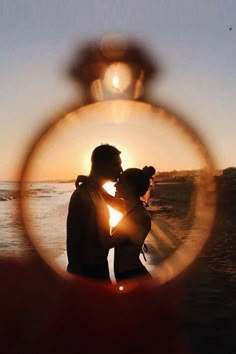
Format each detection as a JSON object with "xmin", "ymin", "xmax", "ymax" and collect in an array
[{"xmin": 91, "ymin": 144, "xmax": 121, "ymax": 168}]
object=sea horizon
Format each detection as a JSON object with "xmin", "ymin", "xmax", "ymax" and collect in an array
[{"xmin": 3, "ymin": 166, "xmax": 236, "ymax": 184}]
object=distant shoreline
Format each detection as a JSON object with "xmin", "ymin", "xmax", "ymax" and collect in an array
[{"xmin": 2, "ymin": 166, "xmax": 236, "ymax": 184}]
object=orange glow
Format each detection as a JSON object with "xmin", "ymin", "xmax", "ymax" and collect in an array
[
  {"xmin": 108, "ymin": 206, "xmax": 123, "ymax": 228},
  {"xmin": 112, "ymin": 75, "xmax": 120, "ymax": 90},
  {"xmin": 103, "ymin": 182, "xmax": 123, "ymax": 227},
  {"xmin": 103, "ymin": 63, "xmax": 131, "ymax": 93},
  {"xmin": 21, "ymin": 100, "xmax": 207, "ymax": 182}
]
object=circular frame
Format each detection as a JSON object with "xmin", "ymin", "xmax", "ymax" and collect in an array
[{"xmin": 20, "ymin": 100, "xmax": 217, "ymax": 290}]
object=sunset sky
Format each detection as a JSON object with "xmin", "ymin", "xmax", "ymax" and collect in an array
[
  {"xmin": 1, "ymin": 1, "xmax": 235, "ymax": 181},
  {"xmin": 23, "ymin": 101, "xmax": 210, "ymax": 181}
]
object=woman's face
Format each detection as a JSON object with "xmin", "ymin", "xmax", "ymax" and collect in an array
[{"xmin": 115, "ymin": 174, "xmax": 131, "ymax": 199}]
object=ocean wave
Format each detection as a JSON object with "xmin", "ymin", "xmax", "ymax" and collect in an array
[
  {"xmin": 0, "ymin": 187, "xmax": 55, "ymax": 201},
  {"xmin": 0, "ymin": 190, "xmax": 19, "ymax": 201},
  {"xmin": 21, "ymin": 188, "xmax": 57, "ymax": 198}
]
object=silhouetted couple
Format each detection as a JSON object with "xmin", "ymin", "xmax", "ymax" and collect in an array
[{"xmin": 66, "ymin": 144, "xmax": 155, "ymax": 282}]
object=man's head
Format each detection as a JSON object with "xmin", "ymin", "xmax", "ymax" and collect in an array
[{"xmin": 91, "ymin": 144, "xmax": 122, "ymax": 182}]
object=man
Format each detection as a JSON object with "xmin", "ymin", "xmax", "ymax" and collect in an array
[{"xmin": 66, "ymin": 144, "xmax": 122, "ymax": 281}]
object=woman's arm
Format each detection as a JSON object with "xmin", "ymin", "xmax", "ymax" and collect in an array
[{"xmin": 76, "ymin": 175, "xmax": 125, "ymax": 213}]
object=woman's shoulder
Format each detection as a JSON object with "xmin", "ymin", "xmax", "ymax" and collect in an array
[
  {"xmin": 130, "ymin": 203, "xmax": 151, "ymax": 230},
  {"xmin": 134, "ymin": 202, "xmax": 151, "ymax": 218}
]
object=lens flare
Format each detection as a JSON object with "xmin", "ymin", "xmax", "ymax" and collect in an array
[
  {"xmin": 103, "ymin": 63, "xmax": 132, "ymax": 94},
  {"xmin": 112, "ymin": 75, "xmax": 120, "ymax": 90},
  {"xmin": 103, "ymin": 182, "xmax": 123, "ymax": 227}
]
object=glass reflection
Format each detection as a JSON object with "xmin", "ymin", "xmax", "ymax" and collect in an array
[{"xmin": 20, "ymin": 100, "xmax": 216, "ymax": 285}]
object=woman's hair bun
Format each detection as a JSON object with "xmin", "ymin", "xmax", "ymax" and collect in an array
[{"xmin": 142, "ymin": 166, "xmax": 156, "ymax": 179}]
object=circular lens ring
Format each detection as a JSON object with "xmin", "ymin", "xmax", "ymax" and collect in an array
[{"xmin": 19, "ymin": 100, "xmax": 217, "ymax": 289}]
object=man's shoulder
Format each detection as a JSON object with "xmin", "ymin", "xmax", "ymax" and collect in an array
[
  {"xmin": 73, "ymin": 182, "xmax": 88, "ymax": 194},
  {"xmin": 69, "ymin": 183, "xmax": 92, "ymax": 205}
]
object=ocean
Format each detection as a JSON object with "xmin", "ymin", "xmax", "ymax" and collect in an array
[
  {"xmin": 0, "ymin": 181, "xmax": 235, "ymax": 353},
  {"xmin": 0, "ymin": 181, "xmax": 74, "ymax": 259}
]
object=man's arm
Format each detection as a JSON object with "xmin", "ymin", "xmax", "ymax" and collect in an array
[{"xmin": 66, "ymin": 189, "xmax": 89, "ymax": 273}]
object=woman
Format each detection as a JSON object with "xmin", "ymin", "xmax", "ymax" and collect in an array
[{"xmin": 112, "ymin": 168, "xmax": 153, "ymax": 281}]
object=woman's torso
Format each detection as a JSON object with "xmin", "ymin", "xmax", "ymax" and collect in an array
[{"xmin": 113, "ymin": 203, "xmax": 151, "ymax": 278}]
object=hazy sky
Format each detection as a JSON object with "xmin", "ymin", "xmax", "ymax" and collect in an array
[
  {"xmin": 1, "ymin": 0, "xmax": 235, "ymax": 180},
  {"xmin": 23, "ymin": 101, "xmax": 210, "ymax": 181}
]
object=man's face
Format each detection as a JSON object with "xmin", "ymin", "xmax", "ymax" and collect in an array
[{"xmin": 105, "ymin": 155, "xmax": 123, "ymax": 182}]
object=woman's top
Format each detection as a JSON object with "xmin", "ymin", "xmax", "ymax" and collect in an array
[{"xmin": 113, "ymin": 202, "xmax": 151, "ymax": 276}]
